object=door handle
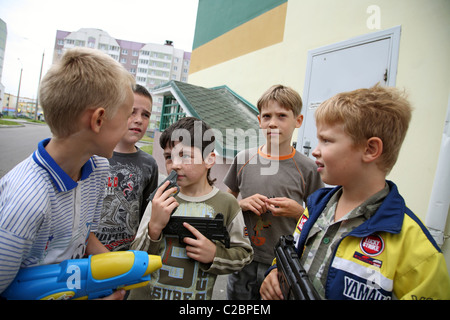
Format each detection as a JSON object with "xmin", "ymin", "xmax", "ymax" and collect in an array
[{"xmin": 303, "ymin": 140, "xmax": 311, "ymax": 157}]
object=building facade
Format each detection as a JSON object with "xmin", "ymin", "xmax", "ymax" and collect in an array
[
  {"xmin": 52, "ymin": 28, "xmax": 191, "ymax": 133},
  {"xmin": 188, "ymin": 0, "xmax": 450, "ymax": 271}
]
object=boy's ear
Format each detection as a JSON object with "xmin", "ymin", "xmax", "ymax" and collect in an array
[
  {"xmin": 90, "ymin": 107, "xmax": 106, "ymax": 133},
  {"xmin": 204, "ymin": 152, "xmax": 216, "ymax": 168},
  {"xmin": 363, "ymin": 137, "xmax": 383, "ymax": 163},
  {"xmin": 295, "ymin": 114, "xmax": 304, "ymax": 128}
]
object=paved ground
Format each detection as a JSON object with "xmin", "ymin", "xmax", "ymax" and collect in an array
[
  {"xmin": 0, "ymin": 121, "xmax": 229, "ymax": 299},
  {"xmin": 0, "ymin": 121, "xmax": 51, "ymax": 178}
]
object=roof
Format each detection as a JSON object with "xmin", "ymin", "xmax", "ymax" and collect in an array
[{"xmin": 152, "ymin": 80, "xmax": 262, "ymax": 158}]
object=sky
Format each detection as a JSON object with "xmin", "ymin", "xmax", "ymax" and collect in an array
[{"xmin": 0, "ymin": 0, "xmax": 199, "ymax": 99}]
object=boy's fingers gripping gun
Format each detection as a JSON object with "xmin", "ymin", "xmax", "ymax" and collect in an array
[
  {"xmin": 1, "ymin": 250, "xmax": 162, "ymax": 300},
  {"xmin": 147, "ymin": 170, "xmax": 179, "ymax": 202},
  {"xmin": 274, "ymin": 235, "xmax": 321, "ymax": 300}
]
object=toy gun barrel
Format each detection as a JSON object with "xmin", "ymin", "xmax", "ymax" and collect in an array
[
  {"xmin": 1, "ymin": 250, "xmax": 162, "ymax": 300},
  {"xmin": 274, "ymin": 235, "xmax": 321, "ymax": 300}
]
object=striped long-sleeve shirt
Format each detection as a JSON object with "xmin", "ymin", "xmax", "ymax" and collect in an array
[{"xmin": 0, "ymin": 138, "xmax": 109, "ymax": 293}]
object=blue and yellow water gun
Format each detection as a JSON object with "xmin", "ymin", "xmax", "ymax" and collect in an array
[{"xmin": 1, "ymin": 250, "xmax": 161, "ymax": 300}]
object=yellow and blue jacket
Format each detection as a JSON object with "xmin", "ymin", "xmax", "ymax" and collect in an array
[{"xmin": 290, "ymin": 181, "xmax": 450, "ymax": 300}]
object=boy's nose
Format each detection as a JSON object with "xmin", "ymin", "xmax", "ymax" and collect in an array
[
  {"xmin": 312, "ymin": 146, "xmax": 320, "ymax": 158},
  {"xmin": 131, "ymin": 114, "xmax": 142, "ymax": 124},
  {"xmin": 171, "ymin": 157, "xmax": 182, "ymax": 169},
  {"xmin": 268, "ymin": 118, "xmax": 278, "ymax": 128}
]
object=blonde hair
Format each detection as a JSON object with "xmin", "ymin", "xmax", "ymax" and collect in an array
[
  {"xmin": 257, "ymin": 84, "xmax": 303, "ymax": 116},
  {"xmin": 315, "ymin": 84, "xmax": 412, "ymax": 174},
  {"xmin": 39, "ymin": 47, "xmax": 135, "ymax": 137}
]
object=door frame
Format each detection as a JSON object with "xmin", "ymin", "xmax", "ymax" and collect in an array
[{"xmin": 296, "ymin": 25, "xmax": 402, "ymax": 152}]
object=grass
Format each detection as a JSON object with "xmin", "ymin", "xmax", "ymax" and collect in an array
[
  {"xmin": 139, "ymin": 134, "xmax": 154, "ymax": 155},
  {"xmin": 0, "ymin": 119, "xmax": 21, "ymax": 126},
  {"xmin": 139, "ymin": 144, "xmax": 153, "ymax": 155}
]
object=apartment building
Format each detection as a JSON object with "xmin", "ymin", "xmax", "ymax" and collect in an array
[{"xmin": 52, "ymin": 28, "xmax": 191, "ymax": 134}]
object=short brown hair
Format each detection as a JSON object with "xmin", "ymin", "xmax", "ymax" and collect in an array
[
  {"xmin": 160, "ymin": 117, "xmax": 216, "ymax": 186},
  {"xmin": 315, "ymin": 84, "xmax": 412, "ymax": 173},
  {"xmin": 257, "ymin": 84, "xmax": 303, "ymax": 117},
  {"xmin": 39, "ymin": 47, "xmax": 135, "ymax": 137}
]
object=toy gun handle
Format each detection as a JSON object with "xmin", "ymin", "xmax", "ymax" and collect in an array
[
  {"xmin": 147, "ymin": 170, "xmax": 179, "ymax": 202},
  {"xmin": 274, "ymin": 235, "xmax": 321, "ymax": 300},
  {"xmin": 1, "ymin": 250, "xmax": 162, "ymax": 300}
]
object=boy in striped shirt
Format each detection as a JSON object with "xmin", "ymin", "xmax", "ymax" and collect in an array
[{"xmin": 0, "ymin": 47, "xmax": 135, "ymax": 299}]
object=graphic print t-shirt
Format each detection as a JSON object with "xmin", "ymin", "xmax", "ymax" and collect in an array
[{"xmin": 95, "ymin": 149, "xmax": 158, "ymax": 251}]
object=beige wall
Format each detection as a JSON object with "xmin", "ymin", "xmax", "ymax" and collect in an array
[{"xmin": 188, "ymin": 0, "xmax": 450, "ymax": 269}]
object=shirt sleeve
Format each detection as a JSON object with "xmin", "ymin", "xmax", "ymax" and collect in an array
[
  {"xmin": 203, "ymin": 208, "xmax": 253, "ymax": 275},
  {"xmin": 130, "ymin": 201, "xmax": 160, "ymax": 255},
  {"xmin": 223, "ymin": 155, "xmax": 240, "ymax": 193}
]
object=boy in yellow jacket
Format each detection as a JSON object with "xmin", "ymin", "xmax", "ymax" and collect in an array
[{"xmin": 261, "ymin": 85, "xmax": 450, "ymax": 300}]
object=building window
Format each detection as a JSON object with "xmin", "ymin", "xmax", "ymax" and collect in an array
[{"xmin": 159, "ymin": 96, "xmax": 186, "ymax": 131}]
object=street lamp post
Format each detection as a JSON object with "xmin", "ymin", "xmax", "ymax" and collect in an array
[
  {"xmin": 14, "ymin": 66, "xmax": 23, "ymax": 118},
  {"xmin": 34, "ymin": 52, "xmax": 45, "ymax": 121}
]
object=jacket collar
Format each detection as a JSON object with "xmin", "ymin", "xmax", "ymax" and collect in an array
[
  {"xmin": 307, "ymin": 180, "xmax": 405, "ymax": 236},
  {"xmin": 32, "ymin": 138, "xmax": 97, "ymax": 192}
]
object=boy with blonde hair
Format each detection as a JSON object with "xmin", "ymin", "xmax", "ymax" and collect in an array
[
  {"xmin": 0, "ymin": 47, "xmax": 135, "ymax": 299},
  {"xmin": 224, "ymin": 85, "xmax": 323, "ymax": 299},
  {"xmin": 260, "ymin": 85, "xmax": 450, "ymax": 300}
]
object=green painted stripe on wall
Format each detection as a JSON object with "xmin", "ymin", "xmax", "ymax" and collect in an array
[{"xmin": 193, "ymin": 0, "xmax": 287, "ymax": 50}]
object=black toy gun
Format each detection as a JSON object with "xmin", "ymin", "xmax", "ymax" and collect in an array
[
  {"xmin": 274, "ymin": 235, "xmax": 321, "ymax": 300},
  {"xmin": 163, "ymin": 213, "xmax": 231, "ymax": 248},
  {"xmin": 1, "ymin": 250, "xmax": 162, "ymax": 300},
  {"xmin": 147, "ymin": 170, "xmax": 179, "ymax": 202}
]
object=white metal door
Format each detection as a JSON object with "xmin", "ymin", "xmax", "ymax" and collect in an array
[{"xmin": 297, "ymin": 26, "xmax": 401, "ymax": 160}]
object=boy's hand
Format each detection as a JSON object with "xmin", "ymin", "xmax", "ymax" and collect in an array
[
  {"xmin": 182, "ymin": 222, "xmax": 216, "ymax": 264},
  {"xmin": 148, "ymin": 181, "xmax": 179, "ymax": 240},
  {"xmin": 97, "ymin": 289, "xmax": 126, "ymax": 300},
  {"xmin": 260, "ymin": 268, "xmax": 284, "ymax": 300},
  {"xmin": 239, "ymin": 194, "xmax": 269, "ymax": 216},
  {"xmin": 265, "ymin": 197, "xmax": 304, "ymax": 220}
]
